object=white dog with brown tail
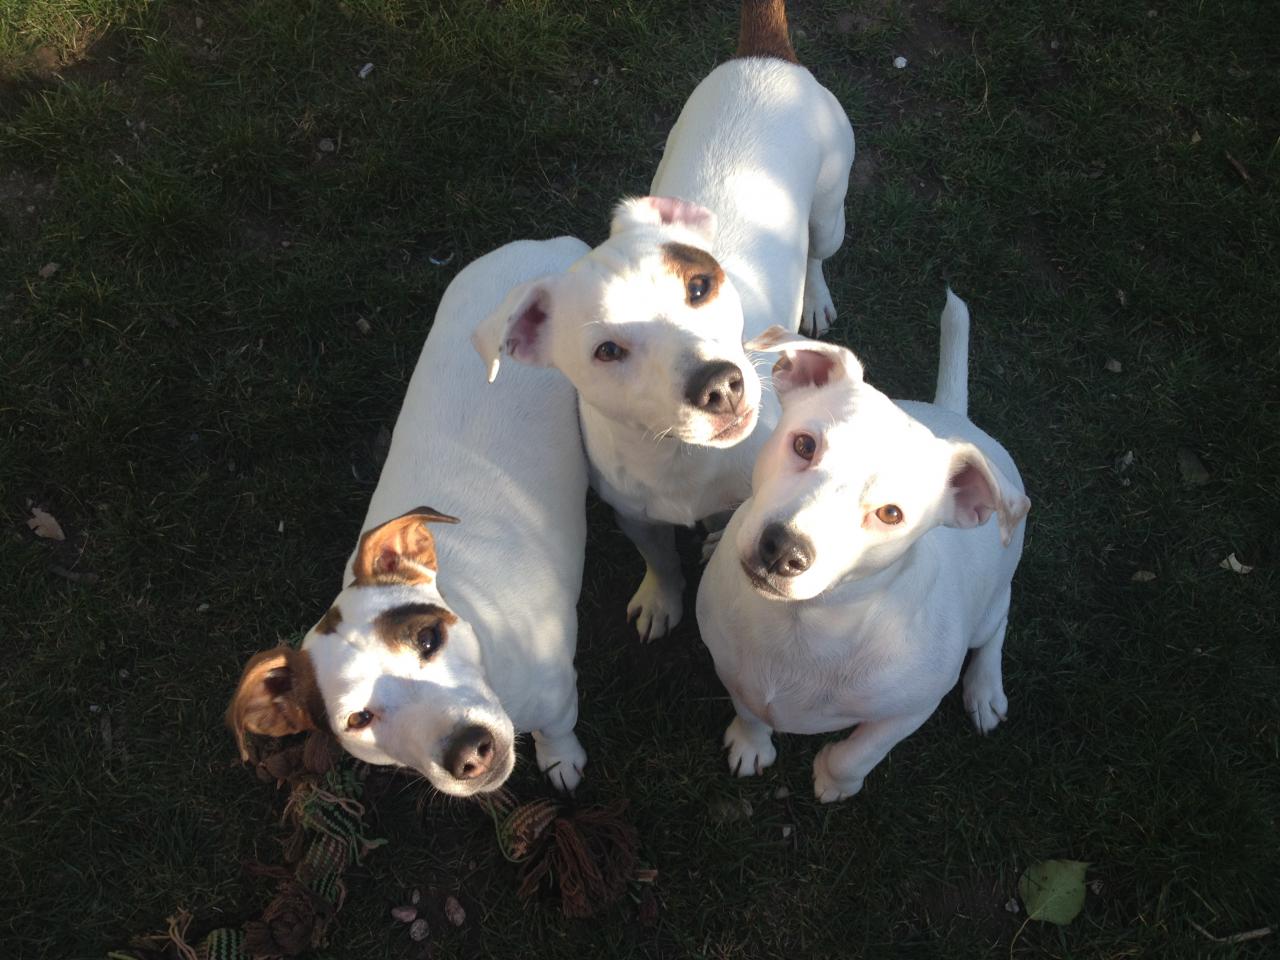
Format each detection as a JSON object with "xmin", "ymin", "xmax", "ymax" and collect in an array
[
  {"xmin": 697, "ymin": 290, "xmax": 1030, "ymax": 802},
  {"xmin": 472, "ymin": 0, "xmax": 855, "ymax": 642},
  {"xmin": 227, "ymin": 237, "xmax": 592, "ymax": 796}
]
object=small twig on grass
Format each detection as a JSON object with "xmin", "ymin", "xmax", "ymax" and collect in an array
[
  {"xmin": 1224, "ymin": 152, "xmax": 1251, "ymax": 182},
  {"xmin": 968, "ymin": 32, "xmax": 990, "ymax": 121},
  {"xmin": 1189, "ymin": 919, "xmax": 1272, "ymax": 944}
]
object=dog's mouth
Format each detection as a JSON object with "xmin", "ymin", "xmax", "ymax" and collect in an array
[
  {"xmin": 707, "ymin": 405, "xmax": 759, "ymax": 445},
  {"xmin": 739, "ymin": 558, "xmax": 790, "ymax": 600}
]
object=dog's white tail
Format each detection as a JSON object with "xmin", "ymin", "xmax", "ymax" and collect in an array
[{"xmin": 933, "ymin": 286, "xmax": 970, "ymax": 416}]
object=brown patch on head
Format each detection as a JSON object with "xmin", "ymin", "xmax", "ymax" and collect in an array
[
  {"xmin": 661, "ymin": 242, "xmax": 725, "ymax": 308},
  {"xmin": 314, "ymin": 605, "xmax": 343, "ymax": 635},
  {"xmin": 225, "ymin": 647, "xmax": 330, "ymax": 761},
  {"xmin": 373, "ymin": 602, "xmax": 459, "ymax": 656},
  {"xmin": 352, "ymin": 506, "xmax": 460, "ymax": 587},
  {"xmin": 735, "ymin": 0, "xmax": 799, "ymax": 64}
]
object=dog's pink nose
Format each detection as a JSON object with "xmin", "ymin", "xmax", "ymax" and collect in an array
[
  {"xmin": 686, "ymin": 361, "xmax": 744, "ymax": 414},
  {"xmin": 758, "ymin": 522, "xmax": 812, "ymax": 577},
  {"xmin": 444, "ymin": 725, "xmax": 496, "ymax": 781}
]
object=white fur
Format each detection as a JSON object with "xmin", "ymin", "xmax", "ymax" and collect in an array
[
  {"xmin": 304, "ymin": 237, "xmax": 591, "ymax": 796},
  {"xmin": 697, "ymin": 291, "xmax": 1030, "ymax": 802},
  {"xmin": 473, "ymin": 54, "xmax": 854, "ymax": 640}
]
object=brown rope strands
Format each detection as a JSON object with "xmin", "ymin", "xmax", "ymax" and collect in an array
[{"xmin": 500, "ymin": 799, "xmax": 642, "ymax": 918}]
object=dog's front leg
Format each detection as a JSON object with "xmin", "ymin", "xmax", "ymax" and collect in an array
[
  {"xmin": 811, "ymin": 709, "xmax": 934, "ymax": 803},
  {"xmin": 532, "ymin": 688, "xmax": 588, "ymax": 793},
  {"xmin": 615, "ymin": 511, "xmax": 685, "ymax": 642},
  {"xmin": 724, "ymin": 693, "xmax": 776, "ymax": 777}
]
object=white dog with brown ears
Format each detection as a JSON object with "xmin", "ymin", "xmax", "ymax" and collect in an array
[
  {"xmin": 696, "ymin": 290, "xmax": 1030, "ymax": 802},
  {"xmin": 473, "ymin": 0, "xmax": 854, "ymax": 641},
  {"xmin": 227, "ymin": 237, "xmax": 592, "ymax": 797}
]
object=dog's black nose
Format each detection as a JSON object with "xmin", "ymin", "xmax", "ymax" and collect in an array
[
  {"xmin": 686, "ymin": 361, "xmax": 744, "ymax": 414},
  {"xmin": 758, "ymin": 522, "xmax": 813, "ymax": 577},
  {"xmin": 443, "ymin": 725, "xmax": 495, "ymax": 781}
]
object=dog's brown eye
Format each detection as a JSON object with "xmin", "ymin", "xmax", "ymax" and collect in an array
[
  {"xmin": 594, "ymin": 341, "xmax": 628, "ymax": 362},
  {"xmin": 793, "ymin": 433, "xmax": 816, "ymax": 461},
  {"xmin": 347, "ymin": 710, "xmax": 374, "ymax": 731},
  {"xmin": 416, "ymin": 623, "xmax": 445, "ymax": 657},
  {"xmin": 688, "ymin": 274, "xmax": 712, "ymax": 303},
  {"xmin": 875, "ymin": 505, "xmax": 903, "ymax": 525}
]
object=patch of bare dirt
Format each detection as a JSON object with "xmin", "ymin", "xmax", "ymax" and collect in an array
[{"xmin": 2, "ymin": 27, "xmax": 127, "ymax": 88}]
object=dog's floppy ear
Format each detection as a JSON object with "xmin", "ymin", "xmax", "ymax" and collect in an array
[
  {"xmin": 471, "ymin": 278, "xmax": 557, "ymax": 383},
  {"xmin": 611, "ymin": 196, "xmax": 717, "ymax": 243},
  {"xmin": 938, "ymin": 443, "xmax": 1030, "ymax": 547},
  {"xmin": 745, "ymin": 325, "xmax": 864, "ymax": 397},
  {"xmin": 226, "ymin": 647, "xmax": 326, "ymax": 761},
  {"xmin": 352, "ymin": 506, "xmax": 461, "ymax": 586}
]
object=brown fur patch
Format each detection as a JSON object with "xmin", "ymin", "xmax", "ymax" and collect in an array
[
  {"xmin": 352, "ymin": 506, "xmax": 460, "ymax": 587},
  {"xmin": 735, "ymin": 0, "xmax": 798, "ymax": 64},
  {"xmin": 225, "ymin": 647, "xmax": 329, "ymax": 761},
  {"xmin": 374, "ymin": 602, "xmax": 458, "ymax": 648},
  {"xmin": 314, "ymin": 605, "xmax": 343, "ymax": 635},
  {"xmin": 661, "ymin": 242, "xmax": 725, "ymax": 308}
]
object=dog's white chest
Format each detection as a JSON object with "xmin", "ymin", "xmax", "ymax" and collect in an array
[
  {"xmin": 581, "ymin": 404, "xmax": 756, "ymax": 525},
  {"xmin": 722, "ymin": 621, "xmax": 909, "ymax": 735}
]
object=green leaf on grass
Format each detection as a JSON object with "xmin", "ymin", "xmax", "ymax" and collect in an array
[{"xmin": 1018, "ymin": 859, "xmax": 1089, "ymax": 925}]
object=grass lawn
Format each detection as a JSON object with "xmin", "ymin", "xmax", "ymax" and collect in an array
[{"xmin": 3, "ymin": 0, "xmax": 1278, "ymax": 957}]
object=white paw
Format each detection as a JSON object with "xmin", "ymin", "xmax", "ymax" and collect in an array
[
  {"xmin": 812, "ymin": 743, "xmax": 864, "ymax": 803},
  {"xmin": 627, "ymin": 569, "xmax": 683, "ymax": 642},
  {"xmin": 800, "ymin": 272, "xmax": 836, "ymax": 338},
  {"xmin": 724, "ymin": 716, "xmax": 776, "ymax": 777},
  {"xmin": 536, "ymin": 733, "xmax": 587, "ymax": 793},
  {"xmin": 963, "ymin": 673, "xmax": 1008, "ymax": 735}
]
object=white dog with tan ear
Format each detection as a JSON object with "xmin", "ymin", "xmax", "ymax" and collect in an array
[
  {"xmin": 696, "ymin": 291, "xmax": 1030, "ymax": 802},
  {"xmin": 226, "ymin": 237, "xmax": 592, "ymax": 796},
  {"xmin": 473, "ymin": 0, "xmax": 854, "ymax": 641}
]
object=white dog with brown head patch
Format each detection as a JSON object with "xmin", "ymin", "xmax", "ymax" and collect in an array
[
  {"xmin": 696, "ymin": 291, "xmax": 1030, "ymax": 802},
  {"xmin": 472, "ymin": 0, "xmax": 855, "ymax": 641},
  {"xmin": 227, "ymin": 237, "xmax": 592, "ymax": 796}
]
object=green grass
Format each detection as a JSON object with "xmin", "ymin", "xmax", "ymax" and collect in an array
[{"xmin": 2, "ymin": 0, "xmax": 1277, "ymax": 957}]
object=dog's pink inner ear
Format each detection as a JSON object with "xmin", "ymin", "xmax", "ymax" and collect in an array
[
  {"xmin": 506, "ymin": 295, "xmax": 548, "ymax": 363},
  {"xmin": 774, "ymin": 348, "xmax": 840, "ymax": 393},
  {"xmin": 648, "ymin": 196, "xmax": 712, "ymax": 231},
  {"xmin": 947, "ymin": 462, "xmax": 996, "ymax": 528}
]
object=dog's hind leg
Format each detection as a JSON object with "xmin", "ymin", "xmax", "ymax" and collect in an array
[
  {"xmin": 962, "ymin": 602, "xmax": 1010, "ymax": 735},
  {"xmin": 801, "ymin": 257, "xmax": 837, "ymax": 337},
  {"xmin": 812, "ymin": 709, "xmax": 933, "ymax": 802},
  {"xmin": 801, "ymin": 193, "xmax": 846, "ymax": 337},
  {"xmin": 800, "ymin": 109, "xmax": 854, "ymax": 337},
  {"xmin": 724, "ymin": 695, "xmax": 777, "ymax": 777},
  {"xmin": 616, "ymin": 511, "xmax": 685, "ymax": 642}
]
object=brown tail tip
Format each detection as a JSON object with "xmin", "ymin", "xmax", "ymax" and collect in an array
[{"xmin": 735, "ymin": 0, "xmax": 799, "ymax": 64}]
